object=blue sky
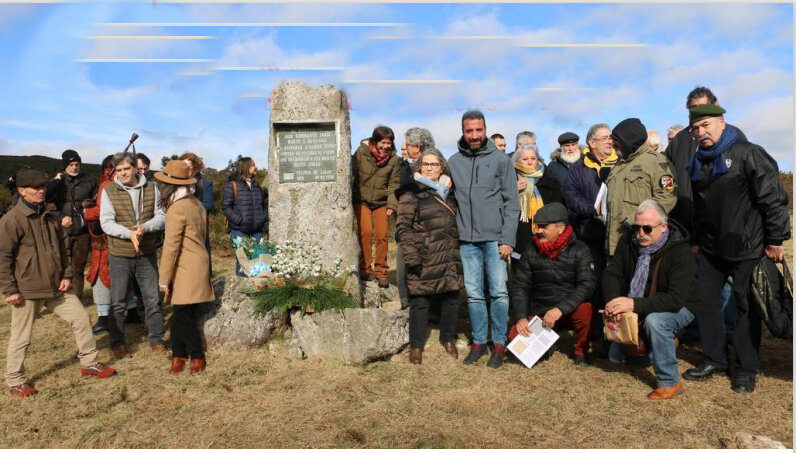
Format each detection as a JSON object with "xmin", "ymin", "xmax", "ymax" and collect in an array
[{"xmin": 0, "ymin": 2, "xmax": 793, "ymax": 172}]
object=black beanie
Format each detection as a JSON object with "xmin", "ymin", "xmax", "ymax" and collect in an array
[
  {"xmin": 611, "ymin": 118, "xmax": 647, "ymax": 154},
  {"xmin": 62, "ymin": 149, "xmax": 81, "ymax": 168}
]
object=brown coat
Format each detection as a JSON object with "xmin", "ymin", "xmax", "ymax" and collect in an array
[
  {"xmin": 352, "ymin": 140, "xmax": 402, "ymax": 211},
  {"xmin": 395, "ymin": 180, "xmax": 463, "ymax": 296},
  {"xmin": 0, "ymin": 201, "xmax": 72, "ymax": 299},
  {"xmin": 159, "ymin": 195, "xmax": 215, "ymax": 305}
]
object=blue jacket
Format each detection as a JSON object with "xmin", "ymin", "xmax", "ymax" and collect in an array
[
  {"xmin": 196, "ymin": 173, "xmax": 214, "ymax": 213},
  {"xmin": 221, "ymin": 178, "xmax": 268, "ymax": 234},
  {"xmin": 448, "ymin": 137, "xmax": 520, "ymax": 247},
  {"xmin": 563, "ymin": 156, "xmax": 605, "ymax": 244}
]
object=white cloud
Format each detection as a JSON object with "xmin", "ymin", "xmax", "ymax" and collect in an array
[{"xmin": 734, "ymin": 95, "xmax": 794, "ymax": 164}]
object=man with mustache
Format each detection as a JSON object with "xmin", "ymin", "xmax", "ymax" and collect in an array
[
  {"xmin": 449, "ymin": 110, "xmax": 520, "ymax": 369},
  {"xmin": 604, "ymin": 118, "xmax": 677, "ymax": 256},
  {"xmin": 509, "ymin": 202, "xmax": 596, "ymax": 366},
  {"xmin": 682, "ymin": 104, "xmax": 790, "ymax": 393},
  {"xmin": 603, "ymin": 200, "xmax": 699, "ymax": 400}
]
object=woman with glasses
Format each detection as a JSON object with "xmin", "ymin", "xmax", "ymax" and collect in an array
[
  {"xmin": 395, "ymin": 149, "xmax": 463, "ymax": 365},
  {"xmin": 513, "ymin": 143, "xmax": 563, "ymax": 256}
]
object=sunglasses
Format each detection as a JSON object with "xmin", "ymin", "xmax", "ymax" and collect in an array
[{"xmin": 631, "ymin": 223, "xmax": 661, "ymax": 234}]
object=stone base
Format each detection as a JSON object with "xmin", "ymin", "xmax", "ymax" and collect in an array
[{"xmin": 290, "ymin": 308, "xmax": 409, "ymax": 365}]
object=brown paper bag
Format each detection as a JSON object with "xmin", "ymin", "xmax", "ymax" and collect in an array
[{"xmin": 603, "ymin": 312, "xmax": 647, "ymax": 356}]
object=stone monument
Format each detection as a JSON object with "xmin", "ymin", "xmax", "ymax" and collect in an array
[{"xmin": 268, "ymin": 80, "xmax": 361, "ymax": 303}]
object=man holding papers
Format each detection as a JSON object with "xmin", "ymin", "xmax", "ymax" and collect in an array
[{"xmin": 509, "ymin": 203, "xmax": 596, "ymax": 366}]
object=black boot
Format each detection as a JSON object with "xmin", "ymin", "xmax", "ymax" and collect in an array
[{"xmin": 92, "ymin": 316, "xmax": 109, "ymax": 335}]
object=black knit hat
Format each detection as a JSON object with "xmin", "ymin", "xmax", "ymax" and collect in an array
[
  {"xmin": 16, "ymin": 169, "xmax": 47, "ymax": 188},
  {"xmin": 62, "ymin": 149, "xmax": 81, "ymax": 168},
  {"xmin": 611, "ymin": 118, "xmax": 647, "ymax": 154}
]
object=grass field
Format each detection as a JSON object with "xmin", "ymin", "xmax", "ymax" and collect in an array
[{"xmin": 0, "ymin": 240, "xmax": 792, "ymax": 449}]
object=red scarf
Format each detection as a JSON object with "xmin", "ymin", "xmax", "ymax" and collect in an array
[
  {"xmin": 533, "ymin": 225, "xmax": 574, "ymax": 259},
  {"xmin": 369, "ymin": 142, "xmax": 392, "ymax": 167}
]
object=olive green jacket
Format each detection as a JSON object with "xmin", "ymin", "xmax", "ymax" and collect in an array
[
  {"xmin": 352, "ymin": 140, "xmax": 402, "ymax": 211},
  {"xmin": 604, "ymin": 143, "xmax": 677, "ymax": 255}
]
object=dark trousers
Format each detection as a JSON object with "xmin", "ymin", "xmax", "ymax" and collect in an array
[
  {"xmin": 409, "ymin": 291, "xmax": 459, "ymax": 349},
  {"xmin": 108, "ymin": 253, "xmax": 165, "ymax": 347},
  {"xmin": 171, "ymin": 304, "xmax": 207, "ymax": 359},
  {"xmin": 697, "ymin": 252, "xmax": 762, "ymax": 378},
  {"xmin": 68, "ymin": 233, "xmax": 91, "ymax": 300},
  {"xmin": 586, "ymin": 240, "xmax": 607, "ymax": 335}
]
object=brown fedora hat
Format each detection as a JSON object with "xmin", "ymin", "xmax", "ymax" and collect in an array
[{"xmin": 154, "ymin": 160, "xmax": 197, "ymax": 185}]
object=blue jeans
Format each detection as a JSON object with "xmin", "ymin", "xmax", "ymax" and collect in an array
[
  {"xmin": 611, "ymin": 308, "xmax": 694, "ymax": 387},
  {"xmin": 459, "ymin": 241, "xmax": 509, "ymax": 346},
  {"xmin": 230, "ymin": 230, "xmax": 263, "ymax": 277}
]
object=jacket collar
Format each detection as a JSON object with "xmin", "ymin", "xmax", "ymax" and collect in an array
[{"xmin": 17, "ymin": 199, "xmax": 57, "ymax": 217}]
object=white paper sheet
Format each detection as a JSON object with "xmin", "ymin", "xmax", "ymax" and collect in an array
[{"xmin": 506, "ymin": 315, "xmax": 560, "ymax": 368}]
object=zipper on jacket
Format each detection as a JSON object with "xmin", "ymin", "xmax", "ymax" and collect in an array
[{"xmin": 468, "ymin": 155, "xmax": 476, "ymax": 242}]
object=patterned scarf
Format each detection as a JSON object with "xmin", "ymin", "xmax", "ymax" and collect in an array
[
  {"xmin": 514, "ymin": 162, "xmax": 545, "ymax": 224},
  {"xmin": 628, "ymin": 228, "xmax": 670, "ymax": 298},
  {"xmin": 414, "ymin": 172, "xmax": 451, "ymax": 200},
  {"xmin": 685, "ymin": 126, "xmax": 738, "ymax": 181},
  {"xmin": 533, "ymin": 225, "xmax": 574, "ymax": 260},
  {"xmin": 369, "ymin": 142, "xmax": 392, "ymax": 167}
]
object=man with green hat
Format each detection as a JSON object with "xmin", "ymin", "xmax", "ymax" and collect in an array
[
  {"xmin": 0, "ymin": 170, "xmax": 116, "ymax": 397},
  {"xmin": 683, "ymin": 103, "xmax": 790, "ymax": 394}
]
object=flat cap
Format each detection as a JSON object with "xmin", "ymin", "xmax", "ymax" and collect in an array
[
  {"xmin": 16, "ymin": 169, "xmax": 47, "ymax": 188},
  {"xmin": 689, "ymin": 104, "xmax": 726, "ymax": 123},
  {"xmin": 557, "ymin": 132, "xmax": 579, "ymax": 145},
  {"xmin": 534, "ymin": 202, "xmax": 568, "ymax": 225}
]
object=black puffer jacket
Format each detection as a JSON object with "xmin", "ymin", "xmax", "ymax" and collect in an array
[
  {"xmin": 602, "ymin": 219, "xmax": 699, "ymax": 316},
  {"xmin": 221, "ymin": 178, "xmax": 269, "ymax": 234},
  {"xmin": 691, "ymin": 138, "xmax": 790, "ymax": 261},
  {"xmin": 395, "ymin": 180, "xmax": 463, "ymax": 296},
  {"xmin": 45, "ymin": 172, "xmax": 97, "ymax": 236},
  {"xmin": 510, "ymin": 231, "xmax": 596, "ymax": 323}
]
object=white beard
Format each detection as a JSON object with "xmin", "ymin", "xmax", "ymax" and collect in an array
[{"xmin": 560, "ymin": 151, "xmax": 581, "ymax": 165}]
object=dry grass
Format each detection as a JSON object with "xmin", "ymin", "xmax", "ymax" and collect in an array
[{"xmin": 0, "ymin": 241, "xmax": 792, "ymax": 449}]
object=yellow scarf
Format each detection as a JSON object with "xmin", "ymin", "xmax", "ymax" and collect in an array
[{"xmin": 514, "ymin": 162, "xmax": 545, "ymax": 226}]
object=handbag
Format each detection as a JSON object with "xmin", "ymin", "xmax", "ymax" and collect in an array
[
  {"xmin": 750, "ymin": 257, "xmax": 793, "ymax": 340},
  {"xmin": 603, "ymin": 258, "xmax": 663, "ymax": 355}
]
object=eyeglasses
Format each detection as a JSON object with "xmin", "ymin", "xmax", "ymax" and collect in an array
[
  {"xmin": 631, "ymin": 223, "xmax": 661, "ymax": 234},
  {"xmin": 421, "ymin": 162, "xmax": 441, "ymax": 168},
  {"xmin": 592, "ymin": 136, "xmax": 612, "ymax": 142}
]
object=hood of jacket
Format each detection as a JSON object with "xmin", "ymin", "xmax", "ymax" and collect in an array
[
  {"xmin": 456, "ymin": 136, "xmax": 500, "ymax": 158},
  {"xmin": 113, "ymin": 173, "xmax": 148, "ymax": 191}
]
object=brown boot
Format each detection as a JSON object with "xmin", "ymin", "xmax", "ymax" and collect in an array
[
  {"xmin": 170, "ymin": 358, "xmax": 187, "ymax": 374},
  {"xmin": 409, "ymin": 348, "xmax": 423, "ymax": 365},
  {"xmin": 110, "ymin": 344, "xmax": 129, "ymax": 360},
  {"xmin": 442, "ymin": 341, "xmax": 458, "ymax": 359},
  {"xmin": 647, "ymin": 382, "xmax": 683, "ymax": 400},
  {"xmin": 189, "ymin": 357, "xmax": 206, "ymax": 374}
]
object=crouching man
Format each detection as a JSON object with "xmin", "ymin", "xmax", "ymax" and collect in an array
[
  {"xmin": 509, "ymin": 203, "xmax": 596, "ymax": 366},
  {"xmin": 603, "ymin": 200, "xmax": 699, "ymax": 400},
  {"xmin": 0, "ymin": 170, "xmax": 116, "ymax": 397}
]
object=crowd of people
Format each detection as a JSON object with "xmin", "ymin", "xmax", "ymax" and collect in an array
[
  {"xmin": 0, "ymin": 149, "xmax": 269, "ymax": 396},
  {"xmin": 0, "ymin": 85, "xmax": 790, "ymax": 402},
  {"xmin": 363, "ymin": 85, "xmax": 790, "ymax": 400}
]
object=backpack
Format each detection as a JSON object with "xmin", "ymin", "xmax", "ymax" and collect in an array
[
  {"xmin": 750, "ymin": 257, "xmax": 793, "ymax": 340},
  {"xmin": 224, "ymin": 181, "xmax": 238, "ymax": 233}
]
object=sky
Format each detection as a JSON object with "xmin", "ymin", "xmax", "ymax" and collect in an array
[{"xmin": 0, "ymin": 1, "xmax": 793, "ymax": 172}]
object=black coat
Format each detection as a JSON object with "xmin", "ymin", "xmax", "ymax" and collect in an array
[
  {"xmin": 664, "ymin": 124, "xmax": 746, "ymax": 235},
  {"xmin": 691, "ymin": 138, "xmax": 790, "ymax": 261},
  {"xmin": 395, "ymin": 181, "xmax": 463, "ymax": 296},
  {"xmin": 602, "ymin": 219, "xmax": 699, "ymax": 316},
  {"xmin": 510, "ymin": 232, "xmax": 596, "ymax": 323},
  {"xmin": 515, "ymin": 171, "xmax": 565, "ymax": 256},
  {"xmin": 544, "ymin": 155, "xmax": 572, "ymax": 193},
  {"xmin": 45, "ymin": 172, "xmax": 97, "ymax": 236},
  {"xmin": 221, "ymin": 179, "xmax": 269, "ymax": 234},
  {"xmin": 562, "ymin": 155, "xmax": 606, "ymax": 244}
]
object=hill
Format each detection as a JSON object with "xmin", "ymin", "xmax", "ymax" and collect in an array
[{"xmin": 0, "ymin": 154, "xmax": 102, "ymax": 182}]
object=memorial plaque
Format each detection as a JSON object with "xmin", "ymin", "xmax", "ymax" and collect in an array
[{"xmin": 275, "ymin": 122, "xmax": 337, "ymax": 183}]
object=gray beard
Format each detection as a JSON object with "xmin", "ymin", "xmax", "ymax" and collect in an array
[{"xmin": 560, "ymin": 152, "xmax": 580, "ymax": 165}]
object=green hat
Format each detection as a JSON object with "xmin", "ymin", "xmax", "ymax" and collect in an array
[{"xmin": 689, "ymin": 104, "xmax": 726, "ymax": 123}]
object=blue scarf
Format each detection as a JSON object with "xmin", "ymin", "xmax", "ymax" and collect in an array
[
  {"xmin": 628, "ymin": 228, "xmax": 670, "ymax": 299},
  {"xmin": 685, "ymin": 126, "xmax": 738, "ymax": 181},
  {"xmin": 414, "ymin": 174, "xmax": 450, "ymax": 200}
]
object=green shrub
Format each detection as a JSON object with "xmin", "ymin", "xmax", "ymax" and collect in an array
[{"xmin": 245, "ymin": 282, "xmax": 357, "ymax": 316}]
